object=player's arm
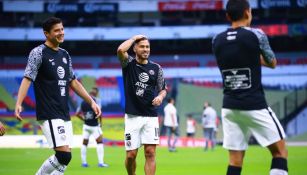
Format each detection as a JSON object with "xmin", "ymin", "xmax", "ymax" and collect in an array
[
  {"xmin": 171, "ymin": 112, "xmax": 177, "ymax": 131},
  {"xmin": 0, "ymin": 121, "xmax": 6, "ymax": 136},
  {"xmin": 15, "ymin": 48, "xmax": 42, "ymax": 121},
  {"xmin": 15, "ymin": 78, "xmax": 32, "ymax": 121},
  {"xmin": 70, "ymin": 79, "xmax": 101, "ymax": 117},
  {"xmin": 261, "ymin": 55, "xmax": 277, "ymax": 68},
  {"xmin": 117, "ymin": 34, "xmax": 147, "ymax": 67},
  {"xmin": 75, "ymin": 106, "xmax": 84, "ymax": 121},
  {"xmin": 257, "ymin": 29, "xmax": 277, "ymax": 69},
  {"xmin": 152, "ymin": 65, "xmax": 167, "ymax": 106},
  {"xmin": 152, "ymin": 89, "xmax": 167, "ymax": 107}
]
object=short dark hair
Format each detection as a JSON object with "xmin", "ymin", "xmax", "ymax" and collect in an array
[
  {"xmin": 42, "ymin": 17, "xmax": 62, "ymax": 32},
  {"xmin": 226, "ymin": 0, "xmax": 250, "ymax": 21},
  {"xmin": 134, "ymin": 37, "xmax": 149, "ymax": 46},
  {"xmin": 92, "ymin": 87, "xmax": 99, "ymax": 92},
  {"xmin": 167, "ymin": 98, "xmax": 174, "ymax": 103}
]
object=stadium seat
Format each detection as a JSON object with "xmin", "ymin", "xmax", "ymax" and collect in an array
[
  {"xmin": 99, "ymin": 63, "xmax": 121, "ymax": 69},
  {"xmin": 72, "ymin": 63, "xmax": 93, "ymax": 69},
  {"xmin": 296, "ymin": 58, "xmax": 307, "ymax": 65},
  {"xmin": 0, "ymin": 64, "xmax": 26, "ymax": 69}
]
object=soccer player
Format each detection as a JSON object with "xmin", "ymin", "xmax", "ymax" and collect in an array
[
  {"xmin": 76, "ymin": 87, "xmax": 108, "ymax": 168},
  {"xmin": 14, "ymin": 17, "xmax": 101, "ymax": 175},
  {"xmin": 0, "ymin": 121, "xmax": 5, "ymax": 136},
  {"xmin": 185, "ymin": 114, "xmax": 196, "ymax": 147},
  {"xmin": 202, "ymin": 102, "xmax": 217, "ymax": 151},
  {"xmin": 212, "ymin": 0, "xmax": 288, "ymax": 175},
  {"xmin": 117, "ymin": 34, "xmax": 167, "ymax": 175},
  {"xmin": 163, "ymin": 98, "xmax": 179, "ymax": 152}
]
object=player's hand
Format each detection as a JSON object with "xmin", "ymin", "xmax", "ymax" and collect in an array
[
  {"xmin": 14, "ymin": 105, "xmax": 23, "ymax": 121},
  {"xmin": 172, "ymin": 127, "xmax": 176, "ymax": 132},
  {"xmin": 131, "ymin": 34, "xmax": 147, "ymax": 41},
  {"xmin": 152, "ymin": 95, "xmax": 163, "ymax": 106},
  {"xmin": 91, "ymin": 102, "xmax": 102, "ymax": 118},
  {"xmin": 0, "ymin": 122, "xmax": 5, "ymax": 136}
]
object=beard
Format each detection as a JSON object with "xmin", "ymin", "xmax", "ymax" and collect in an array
[{"xmin": 137, "ymin": 53, "xmax": 149, "ymax": 60}]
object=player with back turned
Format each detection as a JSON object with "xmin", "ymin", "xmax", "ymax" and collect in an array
[{"xmin": 212, "ymin": 0, "xmax": 288, "ymax": 174}]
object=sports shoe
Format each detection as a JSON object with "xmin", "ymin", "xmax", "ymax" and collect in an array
[
  {"xmin": 82, "ymin": 163, "xmax": 89, "ymax": 167},
  {"xmin": 98, "ymin": 163, "xmax": 109, "ymax": 167},
  {"xmin": 168, "ymin": 148, "xmax": 177, "ymax": 152}
]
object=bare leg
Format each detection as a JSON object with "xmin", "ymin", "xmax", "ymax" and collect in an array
[
  {"xmin": 267, "ymin": 139, "xmax": 288, "ymax": 175},
  {"xmin": 125, "ymin": 149, "xmax": 138, "ymax": 175},
  {"xmin": 229, "ymin": 150, "xmax": 245, "ymax": 167},
  {"xmin": 144, "ymin": 144, "xmax": 157, "ymax": 175},
  {"xmin": 268, "ymin": 139, "xmax": 288, "ymax": 158},
  {"xmin": 226, "ymin": 150, "xmax": 245, "ymax": 175}
]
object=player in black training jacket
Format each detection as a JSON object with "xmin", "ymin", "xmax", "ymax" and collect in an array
[
  {"xmin": 117, "ymin": 34, "xmax": 167, "ymax": 175},
  {"xmin": 14, "ymin": 17, "xmax": 101, "ymax": 175},
  {"xmin": 76, "ymin": 87, "xmax": 108, "ymax": 168},
  {"xmin": 212, "ymin": 1, "xmax": 288, "ymax": 175}
]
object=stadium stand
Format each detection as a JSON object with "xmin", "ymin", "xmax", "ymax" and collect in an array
[
  {"xmin": 0, "ymin": 0, "xmax": 305, "ymax": 143},
  {"xmin": 296, "ymin": 58, "xmax": 307, "ymax": 65},
  {"xmin": 0, "ymin": 63, "xmax": 26, "ymax": 69}
]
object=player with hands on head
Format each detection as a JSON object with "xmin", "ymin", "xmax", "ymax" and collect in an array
[{"xmin": 117, "ymin": 34, "xmax": 167, "ymax": 175}]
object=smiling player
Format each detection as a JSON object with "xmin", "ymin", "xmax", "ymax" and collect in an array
[{"xmin": 15, "ymin": 17, "xmax": 101, "ymax": 175}]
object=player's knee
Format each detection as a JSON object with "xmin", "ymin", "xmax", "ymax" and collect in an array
[
  {"xmin": 96, "ymin": 137, "xmax": 103, "ymax": 144},
  {"xmin": 55, "ymin": 151, "xmax": 72, "ymax": 166},
  {"xmin": 269, "ymin": 141, "xmax": 288, "ymax": 158},
  {"xmin": 144, "ymin": 149, "xmax": 155, "ymax": 159},
  {"xmin": 83, "ymin": 139, "xmax": 89, "ymax": 145},
  {"xmin": 229, "ymin": 155, "xmax": 244, "ymax": 167},
  {"xmin": 126, "ymin": 151, "xmax": 137, "ymax": 160}
]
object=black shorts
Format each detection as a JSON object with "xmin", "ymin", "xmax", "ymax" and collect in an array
[{"xmin": 187, "ymin": 133, "xmax": 195, "ymax": 137}]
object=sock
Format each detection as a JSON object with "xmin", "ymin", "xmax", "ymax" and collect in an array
[
  {"xmin": 270, "ymin": 157, "xmax": 288, "ymax": 175},
  {"xmin": 81, "ymin": 144, "xmax": 87, "ymax": 164},
  {"xmin": 167, "ymin": 136, "xmax": 172, "ymax": 149},
  {"xmin": 227, "ymin": 165, "xmax": 242, "ymax": 175},
  {"xmin": 172, "ymin": 136, "xmax": 178, "ymax": 149},
  {"xmin": 50, "ymin": 166, "xmax": 67, "ymax": 175},
  {"xmin": 97, "ymin": 143, "xmax": 104, "ymax": 164},
  {"xmin": 270, "ymin": 169, "xmax": 288, "ymax": 175},
  {"xmin": 36, "ymin": 155, "xmax": 66, "ymax": 175}
]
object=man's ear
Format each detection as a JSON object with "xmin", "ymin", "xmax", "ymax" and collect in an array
[
  {"xmin": 133, "ymin": 44, "xmax": 136, "ymax": 53},
  {"xmin": 226, "ymin": 13, "xmax": 232, "ymax": 22},
  {"xmin": 244, "ymin": 9, "xmax": 250, "ymax": 19},
  {"xmin": 43, "ymin": 31, "xmax": 49, "ymax": 38}
]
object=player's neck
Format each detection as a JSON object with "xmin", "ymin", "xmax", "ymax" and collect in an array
[
  {"xmin": 136, "ymin": 56, "xmax": 148, "ymax": 64},
  {"xmin": 45, "ymin": 41, "xmax": 59, "ymax": 51},
  {"xmin": 231, "ymin": 20, "xmax": 249, "ymax": 29}
]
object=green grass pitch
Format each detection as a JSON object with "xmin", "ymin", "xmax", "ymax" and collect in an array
[{"xmin": 0, "ymin": 146, "xmax": 306, "ymax": 175}]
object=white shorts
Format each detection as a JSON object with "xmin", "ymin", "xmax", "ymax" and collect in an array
[
  {"xmin": 222, "ymin": 107, "xmax": 286, "ymax": 150},
  {"xmin": 124, "ymin": 114, "xmax": 159, "ymax": 151},
  {"xmin": 82, "ymin": 124, "xmax": 103, "ymax": 140},
  {"xmin": 40, "ymin": 119, "xmax": 73, "ymax": 148}
]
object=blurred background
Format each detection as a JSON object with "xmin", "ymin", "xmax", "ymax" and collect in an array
[{"xmin": 0, "ymin": 0, "xmax": 306, "ymax": 147}]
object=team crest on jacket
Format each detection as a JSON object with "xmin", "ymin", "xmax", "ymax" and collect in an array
[
  {"xmin": 149, "ymin": 70, "xmax": 155, "ymax": 75},
  {"xmin": 62, "ymin": 57, "xmax": 67, "ymax": 64}
]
